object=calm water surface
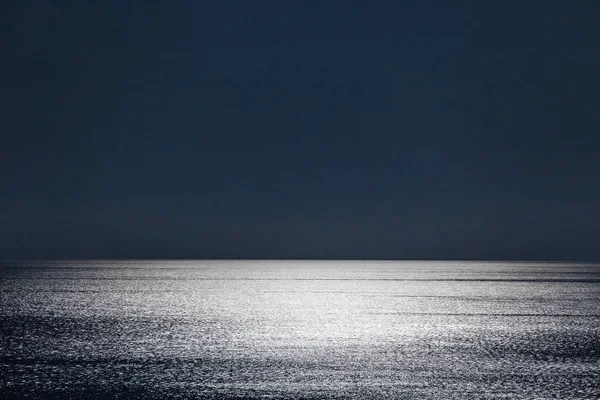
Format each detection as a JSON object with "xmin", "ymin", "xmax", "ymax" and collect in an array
[{"xmin": 1, "ymin": 260, "xmax": 599, "ymax": 399}]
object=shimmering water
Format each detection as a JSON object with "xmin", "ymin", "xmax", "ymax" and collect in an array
[{"xmin": 1, "ymin": 260, "xmax": 599, "ymax": 399}]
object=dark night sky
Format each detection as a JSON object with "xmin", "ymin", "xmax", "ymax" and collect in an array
[{"xmin": 1, "ymin": 1, "xmax": 599, "ymax": 260}]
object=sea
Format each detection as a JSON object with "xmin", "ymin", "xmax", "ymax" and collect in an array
[{"xmin": 1, "ymin": 260, "xmax": 599, "ymax": 399}]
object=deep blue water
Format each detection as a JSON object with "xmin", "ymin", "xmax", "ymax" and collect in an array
[{"xmin": 1, "ymin": 260, "xmax": 599, "ymax": 399}]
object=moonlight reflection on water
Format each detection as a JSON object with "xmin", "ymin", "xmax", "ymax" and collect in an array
[{"xmin": 1, "ymin": 260, "xmax": 599, "ymax": 399}]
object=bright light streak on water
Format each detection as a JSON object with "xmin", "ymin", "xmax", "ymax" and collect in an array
[{"xmin": 1, "ymin": 260, "xmax": 599, "ymax": 399}]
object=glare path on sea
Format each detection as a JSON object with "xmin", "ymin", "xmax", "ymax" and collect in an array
[{"xmin": 1, "ymin": 260, "xmax": 599, "ymax": 399}]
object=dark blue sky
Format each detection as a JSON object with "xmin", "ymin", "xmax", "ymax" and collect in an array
[{"xmin": 2, "ymin": 1, "xmax": 599, "ymax": 260}]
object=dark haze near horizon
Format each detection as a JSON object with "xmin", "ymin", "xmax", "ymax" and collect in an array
[{"xmin": 1, "ymin": 1, "xmax": 599, "ymax": 260}]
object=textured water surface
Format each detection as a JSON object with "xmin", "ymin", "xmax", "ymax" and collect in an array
[{"xmin": 1, "ymin": 260, "xmax": 599, "ymax": 399}]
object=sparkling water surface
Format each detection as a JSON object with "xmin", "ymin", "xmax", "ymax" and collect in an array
[{"xmin": 1, "ymin": 260, "xmax": 599, "ymax": 399}]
